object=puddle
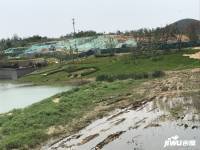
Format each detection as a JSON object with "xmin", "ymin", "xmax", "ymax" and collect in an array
[{"xmin": 44, "ymin": 94, "xmax": 200, "ymax": 150}]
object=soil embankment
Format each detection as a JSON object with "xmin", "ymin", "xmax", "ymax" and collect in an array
[{"xmin": 45, "ymin": 68, "xmax": 200, "ymax": 150}]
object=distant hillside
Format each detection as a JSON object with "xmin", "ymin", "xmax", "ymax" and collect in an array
[{"xmin": 169, "ymin": 18, "xmax": 200, "ymax": 34}]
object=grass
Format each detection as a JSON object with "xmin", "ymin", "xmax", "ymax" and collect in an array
[
  {"xmin": 83, "ymin": 50, "xmax": 199, "ymax": 76},
  {"xmin": 169, "ymin": 105, "xmax": 184, "ymax": 118},
  {"xmin": 0, "ymin": 80, "xmax": 143, "ymax": 149},
  {"xmin": 1, "ymin": 48, "xmax": 199, "ymax": 149},
  {"xmin": 19, "ymin": 49, "xmax": 200, "ymax": 85}
]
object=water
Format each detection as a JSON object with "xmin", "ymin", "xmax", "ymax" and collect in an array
[{"xmin": 0, "ymin": 82, "xmax": 72, "ymax": 114}]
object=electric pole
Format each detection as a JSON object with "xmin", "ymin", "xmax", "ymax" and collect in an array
[
  {"xmin": 72, "ymin": 18, "xmax": 78, "ymax": 60},
  {"xmin": 72, "ymin": 18, "xmax": 76, "ymax": 35}
]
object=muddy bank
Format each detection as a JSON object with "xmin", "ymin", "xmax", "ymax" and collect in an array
[
  {"xmin": 46, "ymin": 97, "xmax": 200, "ymax": 150},
  {"xmin": 43, "ymin": 68, "xmax": 200, "ymax": 150}
]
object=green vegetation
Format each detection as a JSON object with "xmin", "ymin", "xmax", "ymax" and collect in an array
[
  {"xmin": 169, "ymin": 105, "xmax": 184, "ymax": 117},
  {"xmin": 0, "ymin": 48, "xmax": 198, "ymax": 148},
  {"xmin": 75, "ymin": 30, "xmax": 103, "ymax": 38},
  {"xmin": 0, "ymin": 35, "xmax": 50, "ymax": 52},
  {"xmin": 96, "ymin": 71, "xmax": 164, "ymax": 82},
  {"xmin": 0, "ymin": 80, "xmax": 143, "ymax": 149},
  {"xmin": 0, "ymin": 48, "xmax": 199, "ymax": 149},
  {"xmin": 19, "ymin": 49, "xmax": 200, "ymax": 85}
]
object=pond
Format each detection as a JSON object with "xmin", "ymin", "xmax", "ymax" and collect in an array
[{"xmin": 0, "ymin": 82, "xmax": 72, "ymax": 114}]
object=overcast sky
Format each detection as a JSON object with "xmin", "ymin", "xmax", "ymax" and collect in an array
[{"xmin": 0, "ymin": 0, "xmax": 199, "ymax": 39}]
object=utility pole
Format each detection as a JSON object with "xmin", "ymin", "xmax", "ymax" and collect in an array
[
  {"xmin": 72, "ymin": 18, "xmax": 76, "ymax": 35},
  {"xmin": 72, "ymin": 18, "xmax": 78, "ymax": 60}
]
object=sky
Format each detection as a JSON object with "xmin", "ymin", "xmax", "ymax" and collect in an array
[{"xmin": 0, "ymin": 0, "xmax": 199, "ymax": 39}]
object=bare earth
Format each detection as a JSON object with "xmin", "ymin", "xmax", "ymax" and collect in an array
[
  {"xmin": 43, "ymin": 68, "xmax": 200, "ymax": 150},
  {"xmin": 183, "ymin": 51, "xmax": 200, "ymax": 60}
]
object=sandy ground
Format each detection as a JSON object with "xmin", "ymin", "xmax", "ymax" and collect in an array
[
  {"xmin": 183, "ymin": 51, "xmax": 200, "ymax": 60},
  {"xmin": 193, "ymin": 47, "xmax": 200, "ymax": 50}
]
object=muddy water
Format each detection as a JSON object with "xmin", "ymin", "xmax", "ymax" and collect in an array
[
  {"xmin": 0, "ymin": 82, "xmax": 72, "ymax": 114},
  {"xmin": 46, "ymin": 94, "xmax": 200, "ymax": 150}
]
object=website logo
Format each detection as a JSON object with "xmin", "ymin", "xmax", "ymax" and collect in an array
[{"xmin": 164, "ymin": 135, "xmax": 196, "ymax": 148}]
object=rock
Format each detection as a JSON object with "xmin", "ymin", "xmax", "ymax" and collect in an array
[
  {"xmin": 94, "ymin": 131, "xmax": 125, "ymax": 149},
  {"xmin": 184, "ymin": 124, "xmax": 189, "ymax": 129},
  {"xmin": 79, "ymin": 134, "xmax": 99, "ymax": 145},
  {"xmin": 192, "ymin": 126, "xmax": 198, "ymax": 129},
  {"xmin": 161, "ymin": 86, "xmax": 168, "ymax": 91}
]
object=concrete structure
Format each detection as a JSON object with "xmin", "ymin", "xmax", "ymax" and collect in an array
[
  {"xmin": 0, "ymin": 58, "xmax": 47, "ymax": 68},
  {"xmin": 0, "ymin": 67, "xmax": 35, "ymax": 80}
]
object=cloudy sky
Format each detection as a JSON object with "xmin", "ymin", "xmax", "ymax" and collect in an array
[{"xmin": 0, "ymin": 0, "xmax": 199, "ymax": 38}]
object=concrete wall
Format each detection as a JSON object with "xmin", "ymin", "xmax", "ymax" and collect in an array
[
  {"xmin": 0, "ymin": 68, "xmax": 17, "ymax": 80},
  {"xmin": 0, "ymin": 67, "xmax": 35, "ymax": 80}
]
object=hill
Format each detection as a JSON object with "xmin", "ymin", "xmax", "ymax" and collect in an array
[{"xmin": 169, "ymin": 18, "xmax": 200, "ymax": 34}]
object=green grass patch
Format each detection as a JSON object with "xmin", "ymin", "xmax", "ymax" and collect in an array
[
  {"xmin": 19, "ymin": 49, "xmax": 200, "ymax": 85},
  {"xmin": 0, "ymin": 80, "xmax": 143, "ymax": 149},
  {"xmin": 2, "ymin": 48, "xmax": 199, "ymax": 149},
  {"xmin": 96, "ymin": 71, "xmax": 164, "ymax": 82}
]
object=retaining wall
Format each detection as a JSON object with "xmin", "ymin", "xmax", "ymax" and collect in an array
[{"xmin": 0, "ymin": 67, "xmax": 35, "ymax": 80}]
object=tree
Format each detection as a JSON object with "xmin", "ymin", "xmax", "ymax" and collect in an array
[
  {"xmin": 145, "ymin": 28, "xmax": 153, "ymax": 49},
  {"xmin": 0, "ymin": 50, "xmax": 5, "ymax": 59},
  {"xmin": 186, "ymin": 22, "xmax": 199, "ymax": 42},
  {"xmin": 163, "ymin": 25, "xmax": 172, "ymax": 44},
  {"xmin": 171, "ymin": 23, "xmax": 183, "ymax": 50},
  {"xmin": 69, "ymin": 45, "xmax": 74, "ymax": 62},
  {"xmin": 152, "ymin": 27, "xmax": 162, "ymax": 47},
  {"xmin": 105, "ymin": 36, "xmax": 116, "ymax": 55},
  {"xmin": 116, "ymin": 30, "xmax": 122, "ymax": 35},
  {"xmin": 75, "ymin": 31, "xmax": 101, "ymax": 38},
  {"xmin": 133, "ymin": 29, "xmax": 145, "ymax": 49}
]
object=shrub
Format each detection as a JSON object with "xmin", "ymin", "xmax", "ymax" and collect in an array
[
  {"xmin": 96, "ymin": 75, "xmax": 114, "ymax": 82},
  {"xmin": 96, "ymin": 71, "xmax": 165, "ymax": 82},
  {"xmin": 65, "ymin": 66, "xmax": 79, "ymax": 73},
  {"xmin": 80, "ymin": 67, "xmax": 99, "ymax": 76},
  {"xmin": 151, "ymin": 70, "xmax": 165, "ymax": 78}
]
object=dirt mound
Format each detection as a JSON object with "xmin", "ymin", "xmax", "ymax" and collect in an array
[{"xmin": 183, "ymin": 51, "xmax": 200, "ymax": 60}]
